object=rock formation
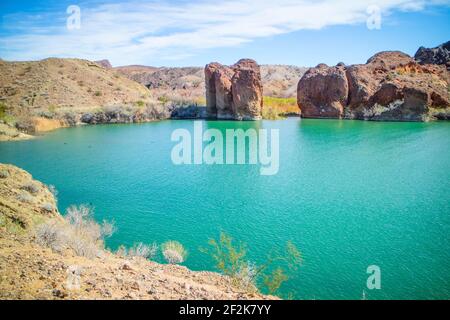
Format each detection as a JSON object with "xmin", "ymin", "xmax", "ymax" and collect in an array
[
  {"xmin": 297, "ymin": 63, "xmax": 348, "ymax": 118},
  {"xmin": 205, "ymin": 59, "xmax": 263, "ymax": 120},
  {"xmin": 414, "ymin": 41, "xmax": 450, "ymax": 68},
  {"xmin": 297, "ymin": 50, "xmax": 450, "ymax": 121}
]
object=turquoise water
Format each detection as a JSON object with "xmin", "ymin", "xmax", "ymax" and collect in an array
[{"xmin": 1, "ymin": 118, "xmax": 449, "ymax": 300}]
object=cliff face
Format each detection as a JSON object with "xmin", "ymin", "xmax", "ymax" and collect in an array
[
  {"xmin": 297, "ymin": 50, "xmax": 450, "ymax": 121},
  {"xmin": 205, "ymin": 59, "xmax": 263, "ymax": 120},
  {"xmin": 0, "ymin": 163, "xmax": 274, "ymax": 300}
]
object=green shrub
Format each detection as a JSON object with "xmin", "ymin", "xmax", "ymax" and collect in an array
[
  {"xmin": 135, "ymin": 100, "xmax": 145, "ymax": 108},
  {"xmin": 157, "ymin": 96, "xmax": 169, "ymax": 104},
  {"xmin": 201, "ymin": 232, "xmax": 302, "ymax": 295},
  {"xmin": 262, "ymin": 96, "xmax": 299, "ymax": 119},
  {"xmin": 0, "ymin": 102, "xmax": 8, "ymax": 120},
  {"xmin": 94, "ymin": 91, "xmax": 102, "ymax": 97}
]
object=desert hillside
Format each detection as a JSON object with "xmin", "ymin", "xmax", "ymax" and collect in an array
[
  {"xmin": 0, "ymin": 58, "xmax": 152, "ymax": 111},
  {"xmin": 0, "ymin": 58, "xmax": 172, "ymax": 140},
  {"xmin": 115, "ymin": 63, "xmax": 307, "ymax": 100},
  {"xmin": 0, "ymin": 163, "xmax": 274, "ymax": 300}
]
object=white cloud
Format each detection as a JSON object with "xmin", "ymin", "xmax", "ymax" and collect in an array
[{"xmin": 0, "ymin": 0, "xmax": 448, "ymax": 65}]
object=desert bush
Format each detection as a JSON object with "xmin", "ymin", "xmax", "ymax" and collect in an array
[
  {"xmin": 135, "ymin": 100, "xmax": 145, "ymax": 108},
  {"xmin": 263, "ymin": 267, "xmax": 288, "ymax": 295},
  {"xmin": 0, "ymin": 170, "xmax": 9, "ymax": 179},
  {"xmin": 35, "ymin": 221, "xmax": 66, "ymax": 253},
  {"xmin": 21, "ymin": 182, "xmax": 40, "ymax": 195},
  {"xmin": 15, "ymin": 116, "xmax": 35, "ymax": 133},
  {"xmin": 65, "ymin": 205, "xmax": 115, "ymax": 239},
  {"xmin": 201, "ymin": 232, "xmax": 302, "ymax": 295},
  {"xmin": 157, "ymin": 96, "xmax": 169, "ymax": 104},
  {"xmin": 263, "ymin": 106, "xmax": 282, "ymax": 120},
  {"xmin": 117, "ymin": 242, "xmax": 158, "ymax": 259},
  {"xmin": 35, "ymin": 205, "xmax": 115, "ymax": 259},
  {"xmin": 0, "ymin": 102, "xmax": 7, "ymax": 120},
  {"xmin": 129, "ymin": 242, "xmax": 157, "ymax": 259},
  {"xmin": 38, "ymin": 111, "xmax": 55, "ymax": 119},
  {"xmin": 162, "ymin": 241, "xmax": 187, "ymax": 264},
  {"xmin": 47, "ymin": 184, "xmax": 58, "ymax": 198},
  {"xmin": 235, "ymin": 261, "xmax": 258, "ymax": 291},
  {"xmin": 41, "ymin": 203, "xmax": 54, "ymax": 212},
  {"xmin": 17, "ymin": 192, "xmax": 35, "ymax": 204},
  {"xmin": 94, "ymin": 91, "xmax": 102, "ymax": 97}
]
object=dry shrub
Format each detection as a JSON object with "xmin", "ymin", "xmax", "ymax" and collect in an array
[
  {"xmin": 116, "ymin": 242, "xmax": 158, "ymax": 260},
  {"xmin": 162, "ymin": 241, "xmax": 187, "ymax": 264},
  {"xmin": 21, "ymin": 182, "xmax": 40, "ymax": 195},
  {"xmin": 34, "ymin": 205, "xmax": 115, "ymax": 259}
]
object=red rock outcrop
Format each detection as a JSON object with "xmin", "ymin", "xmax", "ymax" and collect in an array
[
  {"xmin": 205, "ymin": 59, "xmax": 263, "ymax": 120},
  {"xmin": 297, "ymin": 50, "xmax": 450, "ymax": 121},
  {"xmin": 297, "ymin": 64, "xmax": 348, "ymax": 118},
  {"xmin": 214, "ymin": 66, "xmax": 234, "ymax": 119},
  {"xmin": 205, "ymin": 62, "xmax": 222, "ymax": 118}
]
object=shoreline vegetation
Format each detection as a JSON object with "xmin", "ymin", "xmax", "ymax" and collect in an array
[{"xmin": 0, "ymin": 163, "xmax": 301, "ymax": 300}]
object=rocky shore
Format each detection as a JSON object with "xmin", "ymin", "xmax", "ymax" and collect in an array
[{"xmin": 0, "ymin": 163, "xmax": 274, "ymax": 300}]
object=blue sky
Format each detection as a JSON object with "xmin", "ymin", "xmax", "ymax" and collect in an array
[{"xmin": 0, "ymin": 0, "xmax": 449, "ymax": 67}]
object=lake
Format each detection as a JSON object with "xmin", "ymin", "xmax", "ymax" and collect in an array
[{"xmin": 1, "ymin": 118, "xmax": 449, "ymax": 299}]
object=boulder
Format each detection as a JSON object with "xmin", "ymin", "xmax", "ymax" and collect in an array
[{"xmin": 297, "ymin": 64, "xmax": 348, "ymax": 118}]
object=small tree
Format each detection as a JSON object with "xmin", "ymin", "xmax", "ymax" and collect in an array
[{"xmin": 201, "ymin": 232, "xmax": 302, "ymax": 295}]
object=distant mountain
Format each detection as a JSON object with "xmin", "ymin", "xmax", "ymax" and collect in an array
[
  {"xmin": 94, "ymin": 59, "xmax": 113, "ymax": 69},
  {"xmin": 115, "ymin": 64, "xmax": 308, "ymax": 99}
]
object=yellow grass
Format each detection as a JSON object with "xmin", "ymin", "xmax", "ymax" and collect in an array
[{"xmin": 262, "ymin": 96, "xmax": 299, "ymax": 120}]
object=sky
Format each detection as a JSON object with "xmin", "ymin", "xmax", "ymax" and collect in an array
[{"xmin": 0, "ymin": 0, "xmax": 449, "ymax": 67}]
